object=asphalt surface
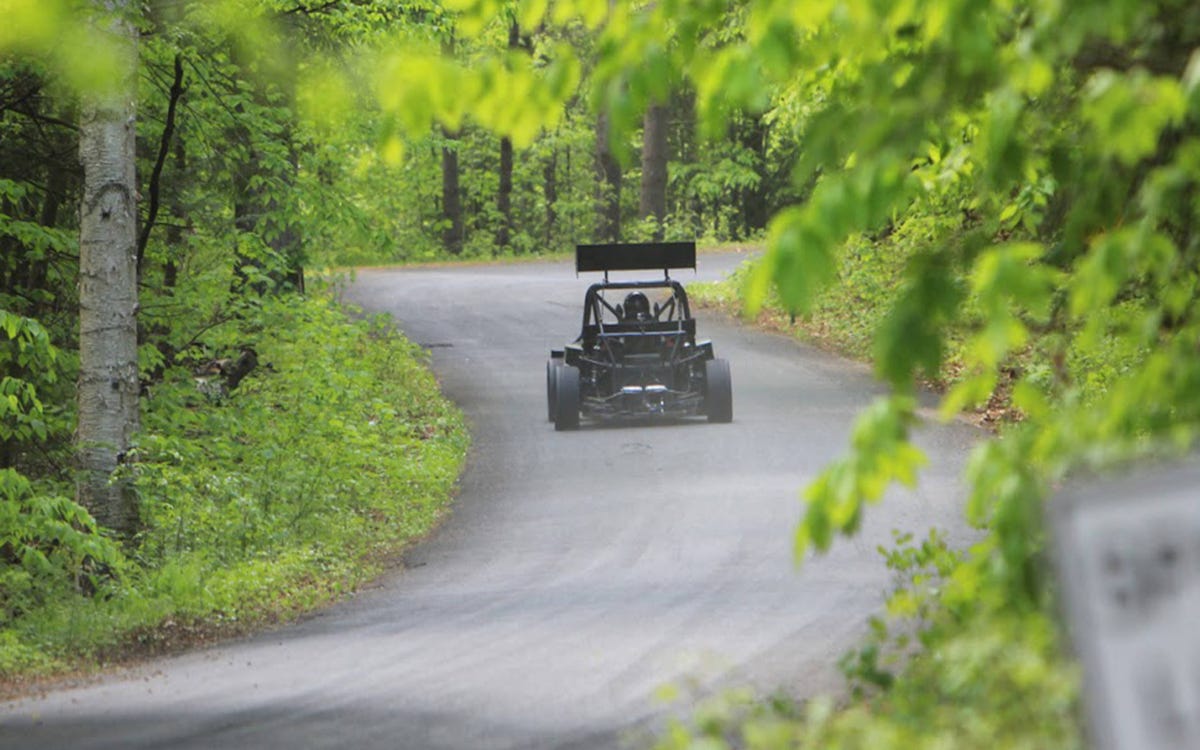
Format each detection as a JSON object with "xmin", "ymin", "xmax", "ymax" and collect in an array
[{"xmin": 0, "ymin": 252, "xmax": 978, "ymax": 749}]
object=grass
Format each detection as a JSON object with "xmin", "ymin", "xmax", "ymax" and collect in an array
[
  {"xmin": 0, "ymin": 291, "xmax": 468, "ymax": 692},
  {"xmin": 688, "ymin": 238, "xmax": 905, "ymax": 367}
]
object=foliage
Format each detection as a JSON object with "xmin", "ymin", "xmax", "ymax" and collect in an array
[
  {"xmin": 0, "ymin": 469, "xmax": 127, "ymax": 628},
  {"xmin": 602, "ymin": 0, "xmax": 1200, "ymax": 745},
  {"xmin": 652, "ymin": 527, "xmax": 1082, "ymax": 749},
  {"xmin": 0, "ymin": 289, "xmax": 468, "ymax": 673},
  {"xmin": 0, "ymin": 311, "xmax": 58, "ymax": 446},
  {"xmin": 3, "ymin": 2, "xmax": 1198, "ymax": 746},
  {"xmin": 133, "ymin": 292, "xmax": 467, "ymax": 571}
]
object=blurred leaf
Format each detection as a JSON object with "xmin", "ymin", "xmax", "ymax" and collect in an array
[{"xmin": 1083, "ymin": 70, "xmax": 1186, "ymax": 166}]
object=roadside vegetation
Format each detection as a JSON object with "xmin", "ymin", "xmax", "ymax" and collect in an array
[{"xmin": 2, "ymin": 277, "xmax": 467, "ymax": 684}]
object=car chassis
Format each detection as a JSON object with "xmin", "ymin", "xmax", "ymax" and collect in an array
[{"xmin": 547, "ymin": 242, "xmax": 732, "ymax": 430}]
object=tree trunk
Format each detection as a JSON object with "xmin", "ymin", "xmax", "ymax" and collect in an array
[
  {"xmin": 138, "ymin": 52, "xmax": 184, "ymax": 278},
  {"xmin": 273, "ymin": 135, "xmax": 304, "ymax": 293},
  {"xmin": 544, "ymin": 147, "xmax": 557, "ymax": 246},
  {"xmin": 441, "ymin": 128, "xmax": 464, "ymax": 255},
  {"xmin": 496, "ymin": 19, "xmax": 522, "ymax": 251},
  {"xmin": 164, "ymin": 136, "xmax": 185, "ymax": 289},
  {"xmin": 595, "ymin": 110, "xmax": 622, "ymax": 241},
  {"xmin": 0, "ymin": 196, "xmax": 12, "ymax": 300},
  {"xmin": 27, "ymin": 164, "xmax": 66, "ymax": 300},
  {"xmin": 230, "ymin": 125, "xmax": 303, "ymax": 295},
  {"xmin": 639, "ymin": 100, "xmax": 669, "ymax": 240},
  {"xmin": 77, "ymin": 0, "xmax": 140, "ymax": 537},
  {"xmin": 498, "ymin": 135, "xmax": 513, "ymax": 248},
  {"xmin": 739, "ymin": 113, "xmax": 769, "ymax": 237},
  {"xmin": 231, "ymin": 133, "xmax": 303, "ymax": 295},
  {"xmin": 231, "ymin": 150, "xmax": 261, "ymax": 294},
  {"xmin": 229, "ymin": 45, "xmax": 302, "ymax": 296}
]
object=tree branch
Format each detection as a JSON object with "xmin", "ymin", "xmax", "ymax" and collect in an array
[
  {"xmin": 282, "ymin": 1, "xmax": 341, "ymax": 16},
  {"xmin": 137, "ymin": 52, "xmax": 185, "ymax": 272}
]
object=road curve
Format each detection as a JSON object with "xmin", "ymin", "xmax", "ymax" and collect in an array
[{"xmin": 0, "ymin": 253, "xmax": 978, "ymax": 749}]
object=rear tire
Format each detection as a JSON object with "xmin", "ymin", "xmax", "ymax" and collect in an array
[
  {"xmin": 554, "ymin": 366, "xmax": 581, "ymax": 431},
  {"xmin": 546, "ymin": 360, "xmax": 562, "ymax": 422},
  {"xmin": 705, "ymin": 358, "xmax": 732, "ymax": 423}
]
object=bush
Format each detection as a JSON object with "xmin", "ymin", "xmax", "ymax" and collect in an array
[{"xmin": 0, "ymin": 291, "xmax": 468, "ymax": 678}]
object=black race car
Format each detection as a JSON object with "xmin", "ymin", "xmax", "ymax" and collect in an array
[{"xmin": 546, "ymin": 242, "xmax": 732, "ymax": 431}]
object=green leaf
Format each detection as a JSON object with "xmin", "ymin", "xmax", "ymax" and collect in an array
[
  {"xmin": 972, "ymin": 242, "xmax": 1056, "ymax": 320},
  {"xmin": 1070, "ymin": 227, "xmax": 1177, "ymax": 319},
  {"xmin": 1083, "ymin": 70, "xmax": 1186, "ymax": 166},
  {"xmin": 797, "ymin": 396, "xmax": 926, "ymax": 561},
  {"xmin": 518, "ymin": 0, "xmax": 549, "ymax": 30},
  {"xmin": 766, "ymin": 206, "xmax": 835, "ymax": 316},
  {"xmin": 979, "ymin": 88, "xmax": 1025, "ymax": 189},
  {"xmin": 874, "ymin": 251, "xmax": 963, "ymax": 388}
]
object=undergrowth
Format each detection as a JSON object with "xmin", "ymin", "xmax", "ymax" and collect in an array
[
  {"xmin": 652, "ymin": 529, "xmax": 1081, "ymax": 749},
  {"xmin": 0, "ymin": 291, "xmax": 467, "ymax": 684},
  {"xmin": 691, "ymin": 237, "xmax": 1146, "ymax": 423}
]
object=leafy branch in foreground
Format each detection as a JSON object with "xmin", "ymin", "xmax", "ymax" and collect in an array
[{"xmin": 620, "ymin": 1, "xmax": 1200, "ymax": 745}]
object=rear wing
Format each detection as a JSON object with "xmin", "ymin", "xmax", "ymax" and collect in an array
[{"xmin": 576, "ymin": 242, "xmax": 696, "ymax": 278}]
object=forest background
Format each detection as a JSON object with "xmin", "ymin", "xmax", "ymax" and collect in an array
[{"xmin": 5, "ymin": 1, "xmax": 1200, "ymax": 747}]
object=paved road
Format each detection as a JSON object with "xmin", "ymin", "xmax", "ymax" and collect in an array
[{"xmin": 0, "ymin": 253, "xmax": 978, "ymax": 749}]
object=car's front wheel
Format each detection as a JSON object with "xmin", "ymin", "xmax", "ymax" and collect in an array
[
  {"xmin": 704, "ymin": 358, "xmax": 732, "ymax": 423},
  {"xmin": 554, "ymin": 365, "xmax": 581, "ymax": 431}
]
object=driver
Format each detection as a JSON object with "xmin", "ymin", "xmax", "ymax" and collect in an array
[{"xmin": 622, "ymin": 292, "xmax": 652, "ymax": 322}]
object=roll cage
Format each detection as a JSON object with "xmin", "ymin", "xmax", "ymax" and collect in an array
[
  {"xmin": 571, "ymin": 279, "xmax": 702, "ymax": 369},
  {"xmin": 579, "ymin": 279, "xmax": 693, "ymax": 339}
]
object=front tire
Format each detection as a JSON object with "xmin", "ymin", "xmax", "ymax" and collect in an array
[
  {"xmin": 554, "ymin": 365, "xmax": 581, "ymax": 431},
  {"xmin": 704, "ymin": 358, "xmax": 732, "ymax": 423}
]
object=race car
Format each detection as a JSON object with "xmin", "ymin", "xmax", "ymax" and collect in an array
[{"xmin": 546, "ymin": 241, "xmax": 732, "ymax": 431}]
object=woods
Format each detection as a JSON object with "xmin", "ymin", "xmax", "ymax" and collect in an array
[
  {"xmin": 4, "ymin": 0, "xmax": 1200, "ymax": 746},
  {"xmin": 5, "ymin": 0, "xmax": 785, "ymax": 561}
]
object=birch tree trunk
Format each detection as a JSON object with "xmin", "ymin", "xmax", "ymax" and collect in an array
[{"xmin": 77, "ymin": 0, "xmax": 140, "ymax": 536}]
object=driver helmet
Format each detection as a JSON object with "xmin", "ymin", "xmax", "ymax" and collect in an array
[{"xmin": 623, "ymin": 292, "xmax": 651, "ymax": 321}]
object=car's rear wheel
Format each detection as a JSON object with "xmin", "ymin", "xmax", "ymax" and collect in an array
[
  {"xmin": 554, "ymin": 365, "xmax": 581, "ymax": 431},
  {"xmin": 704, "ymin": 358, "xmax": 732, "ymax": 423},
  {"xmin": 546, "ymin": 360, "xmax": 562, "ymax": 422}
]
